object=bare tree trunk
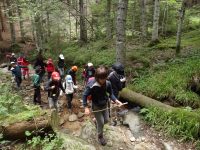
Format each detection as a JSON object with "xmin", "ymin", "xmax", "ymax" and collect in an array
[
  {"xmin": 16, "ymin": 0, "xmax": 25, "ymax": 42},
  {"xmin": 161, "ymin": 2, "xmax": 168, "ymax": 37},
  {"xmin": 75, "ymin": 0, "xmax": 78, "ymax": 39},
  {"xmin": 176, "ymin": 1, "xmax": 186, "ymax": 55},
  {"xmin": 106, "ymin": 0, "xmax": 112, "ymax": 40},
  {"xmin": 151, "ymin": 0, "xmax": 160, "ymax": 43},
  {"xmin": 34, "ymin": 15, "xmax": 43, "ymax": 51},
  {"xmin": 131, "ymin": 1, "xmax": 136, "ymax": 37},
  {"xmin": 140, "ymin": 0, "xmax": 147, "ymax": 41},
  {"xmin": 0, "ymin": 4, "xmax": 5, "ymax": 32},
  {"xmin": 6, "ymin": 0, "xmax": 16, "ymax": 44},
  {"xmin": 46, "ymin": 11, "xmax": 51, "ymax": 38},
  {"xmin": 116, "ymin": 0, "xmax": 128, "ymax": 65},
  {"xmin": 79, "ymin": 0, "xmax": 87, "ymax": 43}
]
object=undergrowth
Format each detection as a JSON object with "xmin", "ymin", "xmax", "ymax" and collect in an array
[
  {"xmin": 140, "ymin": 107, "xmax": 200, "ymax": 141},
  {"xmin": 130, "ymin": 56, "xmax": 200, "ymax": 108}
]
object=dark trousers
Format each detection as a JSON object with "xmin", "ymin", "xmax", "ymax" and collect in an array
[
  {"xmin": 34, "ymin": 86, "xmax": 41, "ymax": 104},
  {"xmin": 15, "ymin": 76, "xmax": 22, "ymax": 87},
  {"xmin": 66, "ymin": 94, "xmax": 73, "ymax": 109},
  {"xmin": 47, "ymin": 72, "xmax": 53, "ymax": 80}
]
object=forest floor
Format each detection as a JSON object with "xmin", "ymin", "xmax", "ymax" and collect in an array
[{"xmin": 0, "ymin": 66, "xmax": 196, "ymax": 150}]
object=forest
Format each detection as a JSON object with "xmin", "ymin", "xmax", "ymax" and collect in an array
[{"xmin": 0, "ymin": 0, "xmax": 200, "ymax": 149}]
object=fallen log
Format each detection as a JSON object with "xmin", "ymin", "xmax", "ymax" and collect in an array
[
  {"xmin": 1, "ymin": 117, "xmax": 52, "ymax": 140},
  {"xmin": 119, "ymin": 88, "xmax": 175, "ymax": 111}
]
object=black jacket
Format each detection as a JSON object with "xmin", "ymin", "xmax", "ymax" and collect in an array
[
  {"xmin": 45, "ymin": 79, "xmax": 65, "ymax": 98},
  {"xmin": 83, "ymin": 79, "xmax": 116, "ymax": 108},
  {"xmin": 108, "ymin": 71, "xmax": 123, "ymax": 98}
]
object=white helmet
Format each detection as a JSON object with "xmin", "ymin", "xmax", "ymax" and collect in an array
[
  {"xmin": 66, "ymin": 75, "xmax": 73, "ymax": 82},
  {"xmin": 11, "ymin": 53, "xmax": 15, "ymax": 56},
  {"xmin": 87, "ymin": 62, "xmax": 93, "ymax": 67},
  {"xmin": 59, "ymin": 54, "xmax": 64, "ymax": 60}
]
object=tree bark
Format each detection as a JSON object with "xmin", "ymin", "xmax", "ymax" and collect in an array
[
  {"xmin": 116, "ymin": 0, "xmax": 128, "ymax": 65},
  {"xmin": 0, "ymin": 4, "xmax": 5, "ymax": 32},
  {"xmin": 16, "ymin": 0, "xmax": 25, "ymax": 42},
  {"xmin": 131, "ymin": 1, "xmax": 136, "ymax": 37},
  {"xmin": 6, "ymin": 0, "xmax": 16, "ymax": 44},
  {"xmin": 151, "ymin": 0, "xmax": 160, "ymax": 43},
  {"xmin": 176, "ymin": 0, "xmax": 186, "ymax": 55},
  {"xmin": 106, "ymin": 0, "xmax": 112, "ymax": 40},
  {"xmin": 140, "ymin": 0, "xmax": 147, "ymax": 42},
  {"xmin": 79, "ymin": 0, "xmax": 87, "ymax": 43},
  {"xmin": 1, "ymin": 117, "xmax": 52, "ymax": 140},
  {"xmin": 161, "ymin": 1, "xmax": 168, "ymax": 37},
  {"xmin": 119, "ymin": 88, "xmax": 175, "ymax": 111}
]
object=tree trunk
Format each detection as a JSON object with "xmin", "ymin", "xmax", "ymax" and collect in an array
[
  {"xmin": 6, "ymin": 0, "xmax": 16, "ymax": 44},
  {"xmin": 79, "ymin": 0, "xmax": 87, "ymax": 43},
  {"xmin": 34, "ymin": 15, "xmax": 43, "ymax": 51},
  {"xmin": 161, "ymin": 2, "xmax": 168, "ymax": 37},
  {"xmin": 16, "ymin": 0, "xmax": 25, "ymax": 42},
  {"xmin": 151, "ymin": 0, "xmax": 160, "ymax": 43},
  {"xmin": 119, "ymin": 88, "xmax": 175, "ymax": 111},
  {"xmin": 116, "ymin": 0, "xmax": 128, "ymax": 65},
  {"xmin": 140, "ymin": 0, "xmax": 147, "ymax": 41},
  {"xmin": 131, "ymin": 1, "xmax": 136, "ymax": 37},
  {"xmin": 46, "ymin": 11, "xmax": 51, "ymax": 39},
  {"xmin": 1, "ymin": 117, "xmax": 52, "ymax": 140},
  {"xmin": 106, "ymin": 0, "xmax": 112, "ymax": 40},
  {"xmin": 0, "ymin": 4, "xmax": 5, "ymax": 32},
  {"xmin": 176, "ymin": 1, "xmax": 186, "ymax": 55}
]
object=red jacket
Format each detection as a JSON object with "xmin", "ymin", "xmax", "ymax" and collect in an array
[{"xmin": 46, "ymin": 62, "xmax": 55, "ymax": 73}]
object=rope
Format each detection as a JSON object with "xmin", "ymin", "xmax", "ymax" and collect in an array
[{"xmin": 91, "ymin": 102, "xmax": 128, "ymax": 113}]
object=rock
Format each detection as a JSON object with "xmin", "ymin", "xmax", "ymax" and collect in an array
[
  {"xmin": 130, "ymin": 137, "xmax": 136, "ymax": 142},
  {"xmin": 77, "ymin": 112, "xmax": 84, "ymax": 118},
  {"xmin": 119, "ymin": 147, "xmax": 124, "ymax": 150},
  {"xmin": 162, "ymin": 142, "xmax": 173, "ymax": 150},
  {"xmin": 0, "ymin": 63, "xmax": 8, "ymax": 68},
  {"xmin": 59, "ymin": 118, "xmax": 66, "ymax": 125},
  {"xmin": 134, "ymin": 142, "xmax": 159, "ymax": 150},
  {"xmin": 123, "ymin": 111, "xmax": 141, "ymax": 138},
  {"xmin": 68, "ymin": 114, "xmax": 78, "ymax": 122},
  {"xmin": 107, "ymin": 140, "xmax": 113, "ymax": 147},
  {"xmin": 80, "ymin": 121, "xmax": 96, "ymax": 140},
  {"xmin": 141, "ymin": 137, "xmax": 145, "ymax": 142}
]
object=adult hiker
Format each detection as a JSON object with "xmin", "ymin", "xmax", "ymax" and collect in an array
[
  {"xmin": 108, "ymin": 62, "xmax": 126, "ymax": 98},
  {"xmin": 82, "ymin": 66, "xmax": 123, "ymax": 146},
  {"xmin": 21, "ymin": 56, "xmax": 30, "ymax": 79},
  {"xmin": 46, "ymin": 58, "xmax": 55, "ymax": 80},
  {"xmin": 64, "ymin": 74, "xmax": 77, "ymax": 113},
  {"xmin": 10, "ymin": 62, "xmax": 23, "ymax": 89},
  {"xmin": 108, "ymin": 62, "xmax": 126, "ymax": 125},
  {"xmin": 34, "ymin": 54, "xmax": 46, "ymax": 81},
  {"xmin": 57, "ymin": 54, "xmax": 65, "ymax": 80},
  {"xmin": 10, "ymin": 53, "xmax": 17, "ymax": 63},
  {"xmin": 32, "ymin": 66, "xmax": 42, "ymax": 105},
  {"xmin": 45, "ymin": 71, "xmax": 65, "ymax": 110},
  {"xmin": 68, "ymin": 66, "xmax": 78, "ymax": 85}
]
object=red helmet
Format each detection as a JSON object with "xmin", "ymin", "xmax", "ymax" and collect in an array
[{"xmin": 51, "ymin": 72, "xmax": 60, "ymax": 81}]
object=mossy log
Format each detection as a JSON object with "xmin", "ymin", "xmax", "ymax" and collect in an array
[
  {"xmin": 119, "ymin": 88, "xmax": 175, "ymax": 111},
  {"xmin": 1, "ymin": 117, "xmax": 52, "ymax": 140}
]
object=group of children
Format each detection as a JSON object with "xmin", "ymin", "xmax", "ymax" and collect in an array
[{"xmin": 9, "ymin": 52, "xmax": 127, "ymax": 146}]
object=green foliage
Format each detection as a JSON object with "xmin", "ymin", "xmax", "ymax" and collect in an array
[
  {"xmin": 140, "ymin": 107, "xmax": 200, "ymax": 141},
  {"xmin": 25, "ymin": 131, "xmax": 64, "ymax": 150},
  {"xmin": 130, "ymin": 57, "xmax": 200, "ymax": 107}
]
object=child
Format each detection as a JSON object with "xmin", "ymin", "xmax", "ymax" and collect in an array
[
  {"xmin": 82, "ymin": 66, "xmax": 122, "ymax": 146},
  {"xmin": 85, "ymin": 62, "xmax": 95, "ymax": 83},
  {"xmin": 46, "ymin": 58, "xmax": 55, "ymax": 80},
  {"xmin": 32, "ymin": 67, "xmax": 42, "ymax": 105},
  {"xmin": 57, "ymin": 54, "xmax": 65, "ymax": 80},
  {"xmin": 68, "ymin": 66, "xmax": 78, "ymax": 85},
  {"xmin": 64, "ymin": 75, "xmax": 77, "ymax": 113},
  {"xmin": 10, "ymin": 62, "xmax": 23, "ymax": 89},
  {"xmin": 45, "ymin": 71, "xmax": 65, "ymax": 110},
  {"xmin": 21, "ymin": 56, "xmax": 30, "ymax": 79}
]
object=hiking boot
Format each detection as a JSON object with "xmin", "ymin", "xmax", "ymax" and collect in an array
[{"xmin": 98, "ymin": 134, "xmax": 107, "ymax": 146}]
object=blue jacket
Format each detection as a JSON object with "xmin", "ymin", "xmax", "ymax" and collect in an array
[
  {"xmin": 83, "ymin": 79, "xmax": 117, "ymax": 107},
  {"xmin": 11, "ymin": 65, "xmax": 22, "ymax": 78}
]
